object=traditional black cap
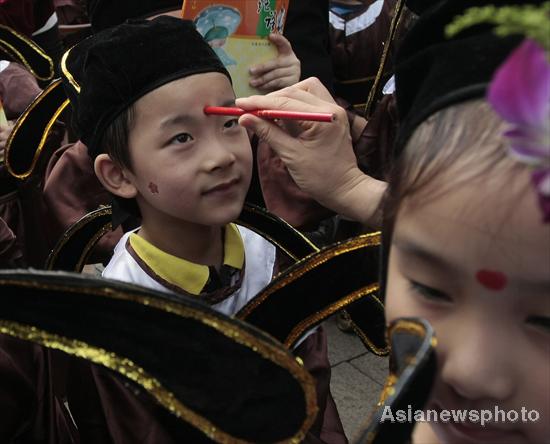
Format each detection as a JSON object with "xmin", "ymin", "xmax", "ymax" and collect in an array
[
  {"xmin": 0, "ymin": 24, "xmax": 54, "ymax": 81},
  {"xmin": 394, "ymin": 0, "xmax": 544, "ymax": 152},
  {"xmin": 238, "ymin": 232, "xmax": 387, "ymax": 354},
  {"xmin": 5, "ymin": 80, "xmax": 69, "ymax": 180},
  {"xmin": 60, "ymin": 16, "xmax": 230, "ymax": 159},
  {"xmin": 87, "ymin": 0, "xmax": 183, "ymax": 32}
]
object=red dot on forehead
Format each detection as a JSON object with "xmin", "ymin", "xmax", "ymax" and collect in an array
[{"xmin": 475, "ymin": 269, "xmax": 508, "ymax": 291}]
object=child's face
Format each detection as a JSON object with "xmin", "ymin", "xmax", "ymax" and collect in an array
[
  {"xmin": 125, "ymin": 72, "xmax": 252, "ymax": 227},
  {"xmin": 385, "ymin": 168, "xmax": 550, "ymax": 444}
]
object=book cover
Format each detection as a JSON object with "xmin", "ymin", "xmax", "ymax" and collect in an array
[{"xmin": 182, "ymin": 0, "xmax": 289, "ymax": 97}]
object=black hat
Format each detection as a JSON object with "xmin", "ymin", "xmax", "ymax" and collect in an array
[
  {"xmin": 0, "ymin": 24, "xmax": 54, "ymax": 81},
  {"xmin": 238, "ymin": 232, "xmax": 387, "ymax": 354},
  {"xmin": 60, "ymin": 16, "xmax": 230, "ymax": 159},
  {"xmin": 394, "ymin": 0, "xmax": 545, "ymax": 152},
  {"xmin": 0, "ymin": 269, "xmax": 318, "ymax": 442},
  {"xmin": 4, "ymin": 79, "xmax": 69, "ymax": 180},
  {"xmin": 87, "ymin": 0, "xmax": 183, "ymax": 32}
]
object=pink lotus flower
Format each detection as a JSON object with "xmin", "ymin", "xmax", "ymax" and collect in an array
[{"xmin": 488, "ymin": 39, "xmax": 550, "ymax": 222}]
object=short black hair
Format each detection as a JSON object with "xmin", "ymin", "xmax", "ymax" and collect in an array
[{"xmin": 96, "ymin": 104, "xmax": 135, "ymax": 171}]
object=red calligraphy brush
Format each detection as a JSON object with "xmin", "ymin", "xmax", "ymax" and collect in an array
[{"xmin": 204, "ymin": 106, "xmax": 334, "ymax": 122}]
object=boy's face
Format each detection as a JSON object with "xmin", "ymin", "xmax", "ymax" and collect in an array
[
  {"xmin": 125, "ymin": 72, "xmax": 252, "ymax": 227},
  {"xmin": 385, "ymin": 168, "xmax": 550, "ymax": 444}
]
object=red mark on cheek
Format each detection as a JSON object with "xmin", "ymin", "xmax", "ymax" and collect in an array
[
  {"xmin": 475, "ymin": 269, "xmax": 508, "ymax": 291},
  {"xmin": 148, "ymin": 182, "xmax": 159, "ymax": 194}
]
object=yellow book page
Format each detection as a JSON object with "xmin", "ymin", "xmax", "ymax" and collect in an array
[{"xmin": 224, "ymin": 36, "xmax": 277, "ymax": 98}]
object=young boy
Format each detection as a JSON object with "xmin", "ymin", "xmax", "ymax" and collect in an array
[
  {"xmin": 63, "ymin": 16, "xmax": 346, "ymax": 443},
  {"xmin": 66, "ymin": 17, "xmax": 270, "ymax": 311}
]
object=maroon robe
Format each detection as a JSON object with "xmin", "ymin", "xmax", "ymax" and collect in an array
[
  {"xmin": 0, "ymin": 215, "xmax": 22, "ymax": 266},
  {"xmin": 66, "ymin": 327, "xmax": 347, "ymax": 444},
  {"xmin": 0, "ymin": 335, "xmax": 79, "ymax": 443}
]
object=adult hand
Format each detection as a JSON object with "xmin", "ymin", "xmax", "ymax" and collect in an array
[
  {"xmin": 237, "ymin": 78, "xmax": 386, "ymax": 228},
  {"xmin": 248, "ymin": 33, "xmax": 301, "ymax": 93}
]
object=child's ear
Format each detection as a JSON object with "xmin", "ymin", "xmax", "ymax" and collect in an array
[{"xmin": 94, "ymin": 154, "xmax": 137, "ymax": 199}]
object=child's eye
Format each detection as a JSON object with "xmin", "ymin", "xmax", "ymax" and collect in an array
[
  {"xmin": 223, "ymin": 118, "xmax": 239, "ymax": 129},
  {"xmin": 171, "ymin": 133, "xmax": 194, "ymax": 144},
  {"xmin": 526, "ymin": 315, "xmax": 550, "ymax": 333},
  {"xmin": 409, "ymin": 280, "xmax": 453, "ymax": 303}
]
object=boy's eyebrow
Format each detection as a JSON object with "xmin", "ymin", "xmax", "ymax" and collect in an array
[
  {"xmin": 159, "ymin": 98, "xmax": 236, "ymax": 129},
  {"xmin": 159, "ymin": 114, "xmax": 195, "ymax": 129},
  {"xmin": 393, "ymin": 237, "xmax": 458, "ymax": 275}
]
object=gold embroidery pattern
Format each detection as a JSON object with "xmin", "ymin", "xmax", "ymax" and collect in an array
[{"xmin": 0, "ymin": 277, "xmax": 318, "ymax": 443}]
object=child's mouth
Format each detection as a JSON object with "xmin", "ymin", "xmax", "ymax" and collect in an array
[{"xmin": 203, "ymin": 177, "xmax": 240, "ymax": 195}]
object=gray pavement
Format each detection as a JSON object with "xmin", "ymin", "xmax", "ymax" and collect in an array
[{"xmin": 325, "ymin": 316, "xmax": 389, "ymax": 442}]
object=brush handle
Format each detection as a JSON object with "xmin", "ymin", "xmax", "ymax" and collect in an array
[{"xmin": 204, "ymin": 106, "xmax": 334, "ymax": 122}]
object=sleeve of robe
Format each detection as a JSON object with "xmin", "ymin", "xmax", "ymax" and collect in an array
[{"xmin": 0, "ymin": 61, "xmax": 42, "ymax": 120}]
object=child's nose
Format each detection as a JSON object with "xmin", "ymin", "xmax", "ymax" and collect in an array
[
  {"xmin": 439, "ymin": 319, "xmax": 515, "ymax": 403},
  {"xmin": 203, "ymin": 139, "xmax": 236, "ymax": 171}
]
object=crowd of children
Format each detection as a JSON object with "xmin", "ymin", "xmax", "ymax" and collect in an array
[{"xmin": 1, "ymin": 0, "xmax": 548, "ymax": 443}]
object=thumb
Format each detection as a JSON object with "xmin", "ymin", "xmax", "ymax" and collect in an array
[
  {"xmin": 239, "ymin": 114, "xmax": 298, "ymax": 155},
  {"xmin": 268, "ymin": 33, "xmax": 293, "ymax": 56}
]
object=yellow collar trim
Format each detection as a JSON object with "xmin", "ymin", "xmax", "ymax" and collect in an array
[{"xmin": 129, "ymin": 224, "xmax": 244, "ymax": 295}]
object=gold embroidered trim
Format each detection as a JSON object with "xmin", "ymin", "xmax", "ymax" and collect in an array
[
  {"xmin": 389, "ymin": 319, "xmax": 427, "ymax": 339},
  {"xmin": 45, "ymin": 207, "xmax": 112, "ymax": 271},
  {"xmin": 238, "ymin": 205, "xmax": 319, "ymax": 262},
  {"xmin": 0, "ymin": 321, "xmax": 260, "ymax": 443},
  {"xmin": 5, "ymin": 80, "xmax": 69, "ymax": 179},
  {"xmin": 60, "ymin": 44, "xmax": 81, "ymax": 93},
  {"xmin": 0, "ymin": 278, "xmax": 318, "ymax": 443},
  {"xmin": 76, "ymin": 222, "xmax": 113, "ymax": 272},
  {"xmin": 285, "ymin": 283, "xmax": 379, "ymax": 348},
  {"xmin": 347, "ymin": 295, "xmax": 390, "ymax": 356},
  {"xmin": 377, "ymin": 373, "xmax": 398, "ymax": 406},
  {"xmin": 0, "ymin": 25, "xmax": 54, "ymax": 80},
  {"xmin": 364, "ymin": 0, "xmax": 404, "ymax": 117},
  {"xmin": 237, "ymin": 232, "xmax": 381, "ymax": 320}
]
